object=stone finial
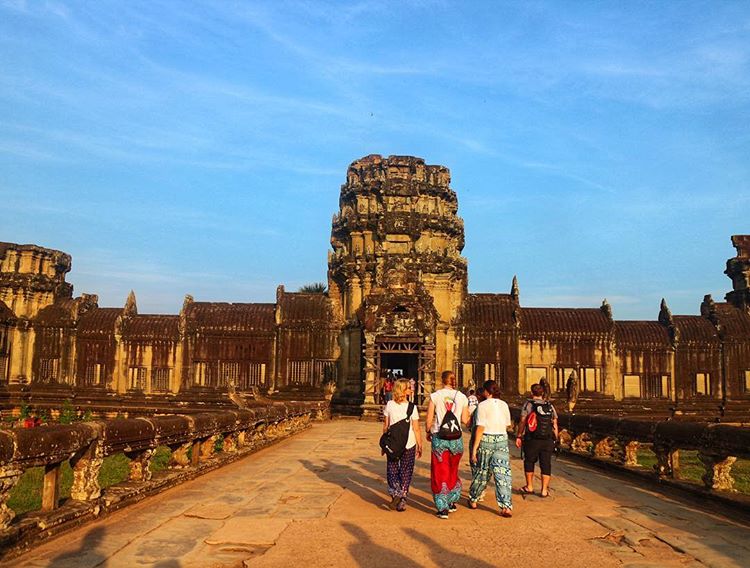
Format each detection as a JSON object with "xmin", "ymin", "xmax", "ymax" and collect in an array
[
  {"xmin": 659, "ymin": 298, "xmax": 673, "ymax": 326},
  {"xmin": 276, "ymin": 285, "xmax": 285, "ymax": 303},
  {"xmin": 123, "ymin": 290, "xmax": 137, "ymax": 317},
  {"xmin": 701, "ymin": 294, "xmax": 716, "ymax": 317},
  {"xmin": 601, "ymin": 298, "xmax": 612, "ymax": 320},
  {"xmin": 510, "ymin": 275, "xmax": 519, "ymax": 300}
]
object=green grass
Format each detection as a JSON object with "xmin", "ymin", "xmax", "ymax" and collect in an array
[
  {"xmin": 7, "ymin": 446, "xmax": 173, "ymax": 516},
  {"xmin": 636, "ymin": 446, "xmax": 750, "ymax": 494}
]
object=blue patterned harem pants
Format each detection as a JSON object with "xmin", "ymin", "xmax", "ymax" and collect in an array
[{"xmin": 469, "ymin": 433, "xmax": 513, "ymax": 510}]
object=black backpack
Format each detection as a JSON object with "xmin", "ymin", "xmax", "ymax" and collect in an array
[
  {"xmin": 525, "ymin": 400, "xmax": 555, "ymax": 440},
  {"xmin": 437, "ymin": 392, "xmax": 462, "ymax": 440},
  {"xmin": 379, "ymin": 401, "xmax": 415, "ymax": 461}
]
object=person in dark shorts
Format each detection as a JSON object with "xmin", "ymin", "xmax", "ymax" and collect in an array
[{"xmin": 515, "ymin": 383, "xmax": 558, "ymax": 497}]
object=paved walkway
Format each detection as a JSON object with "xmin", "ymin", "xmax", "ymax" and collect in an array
[{"xmin": 8, "ymin": 420, "xmax": 750, "ymax": 568}]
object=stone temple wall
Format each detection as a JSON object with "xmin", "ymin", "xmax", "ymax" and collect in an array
[{"xmin": 1, "ymin": 157, "xmax": 749, "ymax": 419}]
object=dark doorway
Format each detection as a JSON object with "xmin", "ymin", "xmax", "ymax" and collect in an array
[
  {"xmin": 379, "ymin": 351, "xmax": 420, "ymax": 403},
  {"xmin": 380, "ymin": 352, "xmax": 419, "ymax": 382}
]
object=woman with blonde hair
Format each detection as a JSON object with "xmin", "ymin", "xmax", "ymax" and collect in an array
[
  {"xmin": 425, "ymin": 370, "xmax": 470, "ymax": 519},
  {"xmin": 382, "ymin": 379, "xmax": 422, "ymax": 511}
]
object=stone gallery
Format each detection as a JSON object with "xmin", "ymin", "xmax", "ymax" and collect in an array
[{"xmin": 1, "ymin": 155, "xmax": 749, "ymax": 416}]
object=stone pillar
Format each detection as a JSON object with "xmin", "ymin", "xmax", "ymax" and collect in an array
[
  {"xmin": 70, "ymin": 442, "xmax": 104, "ymax": 501},
  {"xmin": 652, "ymin": 444, "xmax": 673, "ymax": 478},
  {"xmin": 42, "ymin": 463, "xmax": 61, "ymax": 511},
  {"xmin": 698, "ymin": 452, "xmax": 736, "ymax": 491},
  {"xmin": 223, "ymin": 432, "xmax": 238, "ymax": 453},
  {"xmin": 362, "ymin": 333, "xmax": 377, "ymax": 404},
  {"xmin": 623, "ymin": 441, "xmax": 640, "ymax": 466},
  {"xmin": 126, "ymin": 448, "xmax": 155, "ymax": 482},
  {"xmin": 170, "ymin": 442, "xmax": 191, "ymax": 468},
  {"xmin": 594, "ymin": 437, "xmax": 616, "ymax": 459},
  {"xmin": 0, "ymin": 465, "xmax": 22, "ymax": 529},
  {"xmin": 173, "ymin": 340, "xmax": 183, "ymax": 393}
]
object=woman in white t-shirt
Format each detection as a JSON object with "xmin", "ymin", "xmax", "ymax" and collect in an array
[
  {"xmin": 425, "ymin": 370, "xmax": 470, "ymax": 519},
  {"xmin": 468, "ymin": 379, "xmax": 513, "ymax": 517},
  {"xmin": 383, "ymin": 379, "xmax": 422, "ymax": 512}
]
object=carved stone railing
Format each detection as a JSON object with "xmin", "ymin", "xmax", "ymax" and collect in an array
[
  {"xmin": 0, "ymin": 401, "xmax": 328, "ymax": 558},
  {"xmin": 510, "ymin": 408, "xmax": 750, "ymax": 495}
]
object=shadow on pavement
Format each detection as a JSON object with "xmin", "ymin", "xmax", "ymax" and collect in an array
[
  {"xmin": 342, "ymin": 521, "xmax": 424, "ymax": 568},
  {"xmin": 47, "ymin": 526, "xmax": 108, "ymax": 568},
  {"xmin": 402, "ymin": 527, "xmax": 497, "ymax": 568},
  {"xmin": 555, "ymin": 457, "xmax": 750, "ymax": 566},
  {"xmin": 300, "ymin": 457, "xmax": 437, "ymax": 514}
]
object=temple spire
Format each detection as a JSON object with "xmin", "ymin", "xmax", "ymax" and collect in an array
[{"xmin": 123, "ymin": 290, "xmax": 137, "ymax": 317}]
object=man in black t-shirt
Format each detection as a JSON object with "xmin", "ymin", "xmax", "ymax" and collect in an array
[{"xmin": 515, "ymin": 383, "xmax": 558, "ymax": 497}]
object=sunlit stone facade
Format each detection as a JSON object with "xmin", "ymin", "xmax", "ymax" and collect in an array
[{"xmin": 1, "ymin": 156, "xmax": 749, "ymax": 416}]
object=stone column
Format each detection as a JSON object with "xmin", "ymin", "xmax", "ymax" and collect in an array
[
  {"xmin": 698, "ymin": 452, "xmax": 736, "ymax": 491},
  {"xmin": 126, "ymin": 448, "xmax": 155, "ymax": 482},
  {"xmin": 623, "ymin": 441, "xmax": 640, "ymax": 466},
  {"xmin": 70, "ymin": 441, "xmax": 104, "ymax": 501},
  {"xmin": 652, "ymin": 444, "xmax": 673, "ymax": 478},
  {"xmin": 0, "ymin": 465, "xmax": 22, "ymax": 529},
  {"xmin": 362, "ymin": 333, "xmax": 377, "ymax": 404}
]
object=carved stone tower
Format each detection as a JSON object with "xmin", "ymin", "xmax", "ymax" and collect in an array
[
  {"xmin": 725, "ymin": 235, "xmax": 750, "ymax": 312},
  {"xmin": 328, "ymin": 155, "xmax": 468, "ymax": 404}
]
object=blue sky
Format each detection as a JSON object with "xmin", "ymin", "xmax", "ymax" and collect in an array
[{"xmin": 1, "ymin": 0, "xmax": 748, "ymax": 319}]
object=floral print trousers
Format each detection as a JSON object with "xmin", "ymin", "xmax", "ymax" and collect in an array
[{"xmin": 469, "ymin": 433, "xmax": 513, "ymax": 510}]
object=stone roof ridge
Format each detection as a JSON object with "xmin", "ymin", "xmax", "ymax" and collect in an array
[
  {"xmin": 614, "ymin": 320, "xmax": 672, "ymax": 348},
  {"xmin": 671, "ymin": 314, "xmax": 720, "ymax": 343},
  {"xmin": 520, "ymin": 306, "xmax": 612, "ymax": 336}
]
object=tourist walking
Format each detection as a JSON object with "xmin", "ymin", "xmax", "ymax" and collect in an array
[
  {"xmin": 468, "ymin": 386, "xmax": 486, "ymax": 499},
  {"xmin": 382, "ymin": 379, "xmax": 422, "ymax": 511},
  {"xmin": 516, "ymin": 383, "xmax": 559, "ymax": 497},
  {"xmin": 425, "ymin": 370, "xmax": 470, "ymax": 519},
  {"xmin": 467, "ymin": 389, "xmax": 479, "ymax": 414},
  {"xmin": 383, "ymin": 376, "xmax": 394, "ymax": 403},
  {"xmin": 468, "ymin": 380, "xmax": 513, "ymax": 516}
]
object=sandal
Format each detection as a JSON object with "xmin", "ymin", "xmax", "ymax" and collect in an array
[
  {"xmin": 519, "ymin": 486, "xmax": 533, "ymax": 495},
  {"xmin": 468, "ymin": 498, "xmax": 478, "ymax": 510},
  {"xmin": 500, "ymin": 509, "xmax": 513, "ymax": 518},
  {"xmin": 540, "ymin": 491, "xmax": 550, "ymax": 498}
]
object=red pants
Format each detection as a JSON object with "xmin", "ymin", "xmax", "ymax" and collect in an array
[{"xmin": 431, "ymin": 446, "xmax": 463, "ymax": 510}]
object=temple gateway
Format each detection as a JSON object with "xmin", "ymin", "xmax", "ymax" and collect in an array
[{"xmin": 1, "ymin": 155, "xmax": 749, "ymax": 416}]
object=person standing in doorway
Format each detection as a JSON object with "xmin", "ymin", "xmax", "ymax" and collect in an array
[
  {"xmin": 516, "ymin": 383, "xmax": 559, "ymax": 497},
  {"xmin": 467, "ymin": 389, "xmax": 479, "ymax": 414},
  {"xmin": 383, "ymin": 376, "xmax": 394, "ymax": 403},
  {"xmin": 425, "ymin": 370, "xmax": 470, "ymax": 519}
]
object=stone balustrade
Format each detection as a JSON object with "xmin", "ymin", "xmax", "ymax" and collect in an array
[
  {"xmin": 0, "ymin": 401, "xmax": 328, "ymax": 558},
  {"xmin": 511, "ymin": 408, "xmax": 750, "ymax": 494}
]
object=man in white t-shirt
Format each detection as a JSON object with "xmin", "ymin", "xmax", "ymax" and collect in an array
[{"xmin": 425, "ymin": 370, "xmax": 470, "ymax": 518}]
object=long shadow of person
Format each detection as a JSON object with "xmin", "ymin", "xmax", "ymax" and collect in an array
[
  {"xmin": 46, "ymin": 525, "xmax": 108, "ymax": 568},
  {"xmin": 300, "ymin": 458, "xmax": 436, "ymax": 514},
  {"xmin": 402, "ymin": 527, "xmax": 497, "ymax": 568},
  {"xmin": 341, "ymin": 521, "xmax": 423, "ymax": 568}
]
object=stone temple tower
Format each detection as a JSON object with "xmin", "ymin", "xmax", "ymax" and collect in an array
[
  {"xmin": 726, "ymin": 235, "xmax": 750, "ymax": 312},
  {"xmin": 328, "ymin": 155, "xmax": 468, "ymax": 404}
]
